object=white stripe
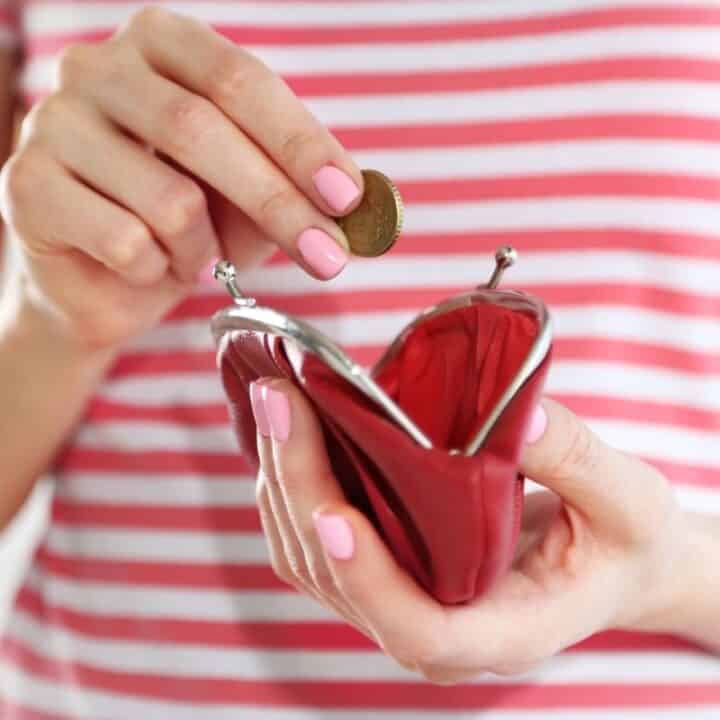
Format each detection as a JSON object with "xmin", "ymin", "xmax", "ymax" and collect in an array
[
  {"xmin": 74, "ymin": 422, "xmax": 237, "ymax": 452},
  {"xmin": 231, "ymin": 249, "xmax": 720, "ymax": 298},
  {"xmin": 70, "ymin": 405, "xmax": 720, "ymax": 468},
  {"xmin": 25, "ymin": 0, "xmax": 709, "ymax": 34},
  {"xmin": 674, "ymin": 484, "xmax": 720, "ymax": 515},
  {"xmin": 97, "ymin": 361, "xmax": 720, "ymax": 415},
  {"xmin": 356, "ymin": 140, "xmax": 720, "ymax": 181},
  {"xmin": 253, "ymin": 28, "xmax": 720, "ymax": 75},
  {"xmin": 50, "ymin": 475, "xmax": 720, "ymax": 524},
  {"xmin": 127, "ymin": 302, "xmax": 720, "ymax": 356},
  {"xmin": 6, "ymin": 664, "xmax": 719, "ymax": 720},
  {"xmin": 25, "ymin": 26, "xmax": 720, "ymax": 73},
  {"xmin": 585, "ymin": 418, "xmax": 720, "ymax": 467},
  {"xmin": 55, "ymin": 473, "xmax": 257, "ymax": 506},
  {"xmin": 547, "ymin": 361, "xmax": 720, "ymax": 414},
  {"xmin": 24, "ymin": 569, "xmax": 333, "ymax": 622},
  {"xmin": 7, "ymin": 609, "xmax": 720, "ymax": 683},
  {"xmin": 46, "ymin": 526, "xmax": 268, "ymax": 563}
]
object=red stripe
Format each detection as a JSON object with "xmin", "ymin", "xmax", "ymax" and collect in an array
[
  {"xmin": 54, "ymin": 444, "xmax": 720, "ymax": 488},
  {"xmin": 1, "ymin": 703, "xmax": 68, "ymax": 720},
  {"xmin": 86, "ymin": 396, "xmax": 229, "ymax": 424},
  {"xmin": 55, "ymin": 448, "xmax": 251, "ymax": 474},
  {"xmin": 396, "ymin": 173, "xmax": 720, "ymax": 203},
  {"xmin": 103, "ymin": 336, "xmax": 720, "ymax": 382},
  {"xmin": 81, "ymin": 390, "xmax": 720, "ymax": 442},
  {"xmin": 261, "ymin": 229, "xmax": 720, "ymax": 263},
  {"xmin": 24, "ymin": 6, "xmax": 720, "ymax": 54},
  {"xmin": 13, "ymin": 584, "xmax": 700, "ymax": 653},
  {"xmin": 288, "ymin": 57, "xmax": 720, "ymax": 97},
  {"xmin": 333, "ymin": 114, "xmax": 720, "ymax": 149},
  {"xmin": 51, "ymin": 500, "xmax": 262, "ymax": 532},
  {"xmin": 5, "ymin": 636, "xmax": 720, "ymax": 708},
  {"xmin": 36, "ymin": 546, "xmax": 286, "ymax": 590},
  {"xmin": 168, "ymin": 282, "xmax": 720, "ymax": 322}
]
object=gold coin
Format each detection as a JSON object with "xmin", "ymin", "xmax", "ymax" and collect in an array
[{"xmin": 338, "ymin": 169, "xmax": 404, "ymax": 257}]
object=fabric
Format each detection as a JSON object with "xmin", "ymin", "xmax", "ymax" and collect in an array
[{"xmin": 3, "ymin": 1, "xmax": 720, "ymax": 717}]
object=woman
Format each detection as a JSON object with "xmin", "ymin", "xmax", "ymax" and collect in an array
[{"xmin": 1, "ymin": 1, "xmax": 720, "ymax": 717}]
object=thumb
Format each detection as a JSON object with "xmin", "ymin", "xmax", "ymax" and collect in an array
[{"xmin": 519, "ymin": 398, "xmax": 655, "ymax": 524}]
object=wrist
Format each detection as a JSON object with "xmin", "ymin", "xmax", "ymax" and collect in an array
[
  {"xmin": 2, "ymin": 274, "xmax": 117, "ymax": 374},
  {"xmin": 624, "ymin": 510, "xmax": 720, "ymax": 650}
]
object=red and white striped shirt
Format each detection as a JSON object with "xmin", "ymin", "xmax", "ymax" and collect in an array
[{"xmin": 3, "ymin": 1, "xmax": 720, "ymax": 717}]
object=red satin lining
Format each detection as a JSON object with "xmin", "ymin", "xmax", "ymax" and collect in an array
[{"xmin": 373, "ymin": 304, "xmax": 538, "ymax": 450}]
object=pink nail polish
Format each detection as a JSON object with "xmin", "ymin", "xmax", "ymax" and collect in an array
[
  {"xmin": 297, "ymin": 228, "xmax": 347, "ymax": 279},
  {"xmin": 525, "ymin": 404, "xmax": 548, "ymax": 444},
  {"xmin": 312, "ymin": 165, "xmax": 361, "ymax": 213},
  {"xmin": 249, "ymin": 381, "xmax": 271, "ymax": 437},
  {"xmin": 263, "ymin": 386, "xmax": 291, "ymax": 443},
  {"xmin": 313, "ymin": 512, "xmax": 355, "ymax": 560}
]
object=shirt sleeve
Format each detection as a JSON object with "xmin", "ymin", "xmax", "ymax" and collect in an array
[{"xmin": 0, "ymin": 0, "xmax": 19, "ymax": 50}]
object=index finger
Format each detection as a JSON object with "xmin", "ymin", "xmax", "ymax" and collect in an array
[{"xmin": 127, "ymin": 8, "xmax": 364, "ymax": 217}]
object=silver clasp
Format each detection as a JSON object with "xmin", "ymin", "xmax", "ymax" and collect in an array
[
  {"xmin": 484, "ymin": 246, "xmax": 517, "ymax": 289},
  {"xmin": 213, "ymin": 261, "xmax": 257, "ymax": 307}
]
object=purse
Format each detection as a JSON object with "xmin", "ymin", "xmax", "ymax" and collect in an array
[{"xmin": 211, "ymin": 247, "xmax": 552, "ymax": 604}]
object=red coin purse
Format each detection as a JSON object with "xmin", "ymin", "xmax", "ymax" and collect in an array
[{"xmin": 211, "ymin": 248, "xmax": 552, "ymax": 604}]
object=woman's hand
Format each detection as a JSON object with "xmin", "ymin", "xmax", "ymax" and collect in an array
[
  {"xmin": 249, "ymin": 379, "xmax": 712, "ymax": 683},
  {"xmin": 0, "ymin": 7, "xmax": 361, "ymax": 352}
]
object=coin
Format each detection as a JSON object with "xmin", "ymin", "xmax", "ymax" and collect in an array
[{"xmin": 338, "ymin": 169, "xmax": 404, "ymax": 257}]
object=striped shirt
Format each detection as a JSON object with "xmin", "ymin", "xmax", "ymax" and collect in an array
[{"xmin": 3, "ymin": 1, "xmax": 720, "ymax": 718}]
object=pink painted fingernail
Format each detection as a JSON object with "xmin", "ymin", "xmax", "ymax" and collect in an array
[
  {"xmin": 525, "ymin": 404, "xmax": 548, "ymax": 444},
  {"xmin": 312, "ymin": 165, "xmax": 361, "ymax": 213},
  {"xmin": 249, "ymin": 381, "xmax": 271, "ymax": 437},
  {"xmin": 313, "ymin": 512, "xmax": 355, "ymax": 560},
  {"xmin": 263, "ymin": 386, "xmax": 291, "ymax": 443},
  {"xmin": 297, "ymin": 228, "xmax": 348, "ymax": 279}
]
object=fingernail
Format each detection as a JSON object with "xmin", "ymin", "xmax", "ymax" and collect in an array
[
  {"xmin": 313, "ymin": 512, "xmax": 355, "ymax": 560},
  {"xmin": 312, "ymin": 165, "xmax": 361, "ymax": 213},
  {"xmin": 525, "ymin": 404, "xmax": 548, "ymax": 444},
  {"xmin": 249, "ymin": 381, "xmax": 271, "ymax": 437},
  {"xmin": 263, "ymin": 386, "xmax": 291, "ymax": 443},
  {"xmin": 297, "ymin": 228, "xmax": 348, "ymax": 279}
]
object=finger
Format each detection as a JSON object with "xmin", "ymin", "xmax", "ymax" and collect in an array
[
  {"xmin": 307, "ymin": 498, "xmax": 449, "ymax": 669},
  {"xmin": 249, "ymin": 381, "xmax": 372, "ymax": 636},
  {"xmin": 32, "ymin": 95, "xmax": 219, "ymax": 283},
  {"xmin": 519, "ymin": 398, "xmax": 666, "ymax": 527},
  {"xmin": 62, "ymin": 42, "xmax": 350, "ymax": 280},
  {"xmin": 257, "ymin": 379, "xmax": 358, "ymax": 606},
  {"xmin": 256, "ymin": 477, "xmax": 374, "ymax": 641},
  {"xmin": 128, "ymin": 7, "xmax": 363, "ymax": 217},
  {"xmin": 3, "ymin": 149, "xmax": 168, "ymax": 286}
]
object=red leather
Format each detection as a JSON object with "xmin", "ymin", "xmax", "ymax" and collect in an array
[{"xmin": 218, "ymin": 300, "xmax": 550, "ymax": 604}]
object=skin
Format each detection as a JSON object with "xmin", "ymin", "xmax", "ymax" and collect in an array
[
  {"xmin": 0, "ymin": 8, "xmax": 361, "ymax": 528},
  {"xmin": 1, "ymin": 7, "xmax": 719, "ymax": 679},
  {"xmin": 252, "ymin": 381, "xmax": 720, "ymax": 680}
]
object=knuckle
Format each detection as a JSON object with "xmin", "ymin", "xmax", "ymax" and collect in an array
[
  {"xmin": 268, "ymin": 549, "xmax": 295, "ymax": 585},
  {"xmin": 206, "ymin": 49, "xmax": 261, "ymax": 105},
  {"xmin": 127, "ymin": 5, "xmax": 173, "ymax": 33},
  {"xmin": 57, "ymin": 43, "xmax": 98, "ymax": 86},
  {"xmin": 307, "ymin": 558, "xmax": 335, "ymax": 593},
  {"xmin": 550, "ymin": 423, "xmax": 601, "ymax": 482},
  {"xmin": 157, "ymin": 179, "xmax": 207, "ymax": 238},
  {"xmin": 489, "ymin": 658, "xmax": 540, "ymax": 677},
  {"xmin": 25, "ymin": 95, "xmax": 68, "ymax": 132},
  {"xmin": 161, "ymin": 96, "xmax": 217, "ymax": 154},
  {"xmin": 1, "ymin": 150, "xmax": 42, "ymax": 206},
  {"xmin": 257, "ymin": 184, "xmax": 297, "ymax": 227},
  {"xmin": 278, "ymin": 129, "xmax": 320, "ymax": 170},
  {"xmin": 109, "ymin": 221, "xmax": 153, "ymax": 271}
]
